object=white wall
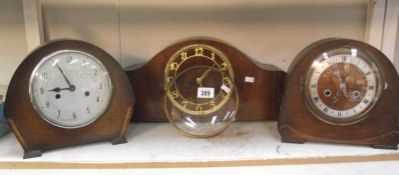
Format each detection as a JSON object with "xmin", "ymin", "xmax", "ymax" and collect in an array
[
  {"xmin": 41, "ymin": 0, "xmax": 368, "ymax": 71},
  {"xmin": 0, "ymin": 0, "xmax": 380, "ymax": 95},
  {"xmin": 0, "ymin": 0, "xmax": 28, "ymax": 87}
]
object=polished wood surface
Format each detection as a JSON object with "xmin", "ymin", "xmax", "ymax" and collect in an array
[
  {"xmin": 4, "ymin": 39, "xmax": 135, "ymax": 158},
  {"xmin": 279, "ymin": 38, "xmax": 399, "ymax": 149},
  {"xmin": 126, "ymin": 38, "xmax": 285, "ymax": 121}
]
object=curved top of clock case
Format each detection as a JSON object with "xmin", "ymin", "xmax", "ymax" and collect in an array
[
  {"xmin": 280, "ymin": 38, "xmax": 399, "ymax": 140},
  {"xmin": 4, "ymin": 39, "xmax": 134, "ymax": 152},
  {"xmin": 126, "ymin": 37, "xmax": 285, "ymax": 121}
]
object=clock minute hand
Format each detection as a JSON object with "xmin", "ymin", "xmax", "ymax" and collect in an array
[
  {"xmin": 331, "ymin": 62, "xmax": 348, "ymax": 96},
  {"xmin": 56, "ymin": 64, "xmax": 75, "ymax": 91},
  {"xmin": 196, "ymin": 64, "xmax": 216, "ymax": 86}
]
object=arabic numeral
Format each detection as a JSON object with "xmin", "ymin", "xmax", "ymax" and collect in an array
[
  {"xmin": 45, "ymin": 101, "xmax": 50, "ymax": 108},
  {"xmin": 195, "ymin": 47, "xmax": 204, "ymax": 55},
  {"xmin": 99, "ymin": 83, "xmax": 103, "ymax": 89},
  {"xmin": 67, "ymin": 55, "xmax": 73, "ymax": 63},
  {"xmin": 40, "ymin": 87, "xmax": 44, "ymax": 94},
  {"xmin": 42, "ymin": 72, "xmax": 48, "ymax": 79},
  {"xmin": 86, "ymin": 107, "xmax": 91, "ymax": 113},
  {"xmin": 72, "ymin": 112, "xmax": 77, "ymax": 120}
]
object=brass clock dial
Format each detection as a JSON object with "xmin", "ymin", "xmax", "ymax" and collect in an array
[
  {"xmin": 164, "ymin": 44, "xmax": 238, "ymax": 137},
  {"xmin": 165, "ymin": 44, "xmax": 235, "ymax": 116},
  {"xmin": 305, "ymin": 48, "xmax": 383, "ymax": 125}
]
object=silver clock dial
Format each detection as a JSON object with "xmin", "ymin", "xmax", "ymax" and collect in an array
[{"xmin": 29, "ymin": 50, "xmax": 112, "ymax": 128}]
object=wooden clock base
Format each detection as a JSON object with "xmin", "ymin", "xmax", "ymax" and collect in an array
[
  {"xmin": 22, "ymin": 138, "xmax": 128, "ymax": 159},
  {"xmin": 279, "ymin": 125, "xmax": 399, "ymax": 150}
]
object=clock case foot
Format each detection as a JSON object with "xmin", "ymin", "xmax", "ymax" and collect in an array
[
  {"xmin": 21, "ymin": 137, "xmax": 128, "ymax": 159},
  {"xmin": 111, "ymin": 137, "xmax": 127, "ymax": 145},
  {"xmin": 279, "ymin": 125, "xmax": 399, "ymax": 150},
  {"xmin": 371, "ymin": 145, "xmax": 398, "ymax": 150},
  {"xmin": 23, "ymin": 150, "xmax": 42, "ymax": 159}
]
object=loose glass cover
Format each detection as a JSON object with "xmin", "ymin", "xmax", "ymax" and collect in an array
[{"xmin": 164, "ymin": 66, "xmax": 238, "ymax": 137}]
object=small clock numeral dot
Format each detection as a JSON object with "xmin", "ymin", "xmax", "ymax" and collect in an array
[{"xmin": 96, "ymin": 96, "xmax": 100, "ymax": 102}]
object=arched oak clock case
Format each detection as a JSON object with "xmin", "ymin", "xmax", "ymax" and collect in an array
[
  {"xmin": 279, "ymin": 38, "xmax": 399, "ymax": 149},
  {"xmin": 5, "ymin": 39, "xmax": 135, "ymax": 158}
]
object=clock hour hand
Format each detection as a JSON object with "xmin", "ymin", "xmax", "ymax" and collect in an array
[
  {"xmin": 48, "ymin": 87, "xmax": 72, "ymax": 92},
  {"xmin": 196, "ymin": 64, "xmax": 216, "ymax": 86},
  {"xmin": 56, "ymin": 64, "xmax": 75, "ymax": 91}
]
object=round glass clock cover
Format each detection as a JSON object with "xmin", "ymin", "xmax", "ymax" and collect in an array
[
  {"xmin": 164, "ymin": 44, "xmax": 238, "ymax": 137},
  {"xmin": 30, "ymin": 50, "xmax": 113, "ymax": 128},
  {"xmin": 305, "ymin": 47, "xmax": 383, "ymax": 125}
]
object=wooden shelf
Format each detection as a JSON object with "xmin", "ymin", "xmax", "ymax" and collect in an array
[{"xmin": 0, "ymin": 121, "xmax": 397, "ymax": 169}]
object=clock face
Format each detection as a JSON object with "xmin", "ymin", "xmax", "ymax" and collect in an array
[
  {"xmin": 29, "ymin": 50, "xmax": 113, "ymax": 128},
  {"xmin": 305, "ymin": 48, "xmax": 383, "ymax": 125},
  {"xmin": 165, "ymin": 44, "xmax": 234, "ymax": 115}
]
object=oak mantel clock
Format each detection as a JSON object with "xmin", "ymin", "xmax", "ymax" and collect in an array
[
  {"xmin": 5, "ymin": 39, "xmax": 135, "ymax": 158},
  {"xmin": 126, "ymin": 38, "xmax": 285, "ymax": 122},
  {"xmin": 279, "ymin": 38, "xmax": 399, "ymax": 149}
]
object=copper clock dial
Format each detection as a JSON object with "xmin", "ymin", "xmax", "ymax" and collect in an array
[{"xmin": 305, "ymin": 49, "xmax": 382, "ymax": 125}]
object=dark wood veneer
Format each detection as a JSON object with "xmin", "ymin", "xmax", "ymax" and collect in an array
[
  {"xmin": 5, "ymin": 39, "xmax": 135, "ymax": 158},
  {"xmin": 126, "ymin": 38, "xmax": 285, "ymax": 121},
  {"xmin": 279, "ymin": 38, "xmax": 399, "ymax": 149}
]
